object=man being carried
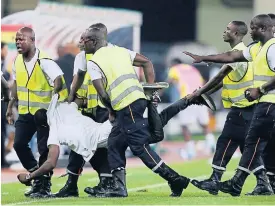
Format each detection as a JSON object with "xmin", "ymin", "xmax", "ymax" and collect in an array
[{"xmin": 17, "ymin": 87, "xmax": 216, "ymax": 197}]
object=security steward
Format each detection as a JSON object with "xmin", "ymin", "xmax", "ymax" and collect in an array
[
  {"xmin": 79, "ymin": 27, "xmax": 190, "ymax": 198},
  {"xmin": 184, "ymin": 14, "xmax": 275, "ymax": 196},
  {"xmin": 54, "ymin": 24, "xmax": 111, "ymax": 198},
  {"xmin": 188, "ymin": 21, "xmax": 259, "ymax": 195},
  {"xmin": 6, "ymin": 27, "xmax": 68, "ymax": 198}
]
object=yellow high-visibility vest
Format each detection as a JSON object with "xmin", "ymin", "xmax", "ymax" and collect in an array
[
  {"xmin": 91, "ymin": 46, "xmax": 146, "ymax": 111},
  {"xmin": 250, "ymin": 38, "xmax": 275, "ymax": 103},
  {"xmin": 222, "ymin": 42, "xmax": 257, "ymax": 108},
  {"xmin": 15, "ymin": 50, "xmax": 68, "ymax": 115}
]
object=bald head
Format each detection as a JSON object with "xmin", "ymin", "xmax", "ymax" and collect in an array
[
  {"xmin": 89, "ymin": 23, "xmax": 108, "ymax": 39},
  {"xmin": 83, "ymin": 28, "xmax": 107, "ymax": 53},
  {"xmin": 18, "ymin": 27, "xmax": 35, "ymax": 41},
  {"xmin": 85, "ymin": 27, "xmax": 106, "ymax": 41}
]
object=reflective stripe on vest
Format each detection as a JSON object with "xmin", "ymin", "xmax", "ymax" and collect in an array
[
  {"xmin": 223, "ymin": 80, "xmax": 253, "ymax": 90},
  {"xmin": 222, "ymin": 94, "xmax": 246, "ymax": 103},
  {"xmin": 250, "ymin": 38, "xmax": 275, "ymax": 103},
  {"xmin": 18, "ymin": 100, "xmax": 50, "ymax": 109},
  {"xmin": 111, "ymin": 85, "xmax": 144, "ymax": 107},
  {"xmin": 106, "ymin": 73, "xmax": 138, "ymax": 96}
]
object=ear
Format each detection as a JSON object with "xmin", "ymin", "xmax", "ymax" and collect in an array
[{"xmin": 260, "ymin": 26, "xmax": 267, "ymax": 32}]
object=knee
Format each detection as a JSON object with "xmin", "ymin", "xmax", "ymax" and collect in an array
[
  {"xmin": 34, "ymin": 109, "xmax": 48, "ymax": 126},
  {"xmin": 130, "ymin": 144, "xmax": 145, "ymax": 156},
  {"xmin": 13, "ymin": 139, "xmax": 27, "ymax": 152}
]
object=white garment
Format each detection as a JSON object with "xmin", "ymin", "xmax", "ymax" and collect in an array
[
  {"xmin": 47, "ymin": 94, "xmax": 112, "ymax": 161},
  {"xmin": 242, "ymin": 42, "xmax": 275, "ymax": 71},
  {"xmin": 12, "ymin": 49, "xmax": 64, "ymax": 86},
  {"xmin": 178, "ymin": 105, "xmax": 209, "ymax": 126}
]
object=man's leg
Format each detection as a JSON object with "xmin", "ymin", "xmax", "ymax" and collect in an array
[
  {"xmin": 220, "ymin": 103, "xmax": 275, "ymax": 196},
  {"xmin": 125, "ymin": 99, "xmax": 190, "ymax": 197},
  {"xmin": 29, "ymin": 109, "xmax": 52, "ymax": 198},
  {"xmin": 54, "ymin": 150, "xmax": 85, "ymax": 197},
  {"xmin": 191, "ymin": 107, "xmax": 246, "ymax": 195},
  {"xmin": 13, "ymin": 114, "xmax": 37, "ymax": 196},
  {"xmin": 84, "ymin": 148, "xmax": 113, "ymax": 196},
  {"xmin": 261, "ymin": 125, "xmax": 275, "ymax": 193}
]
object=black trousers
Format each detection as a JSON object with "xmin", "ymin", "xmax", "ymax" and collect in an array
[
  {"xmin": 66, "ymin": 106, "xmax": 111, "ymax": 176},
  {"xmin": 211, "ymin": 106, "xmax": 255, "ymax": 171},
  {"xmin": 1, "ymin": 101, "xmax": 7, "ymax": 165},
  {"xmin": 13, "ymin": 109, "xmax": 50, "ymax": 172},
  {"xmin": 238, "ymin": 103, "xmax": 275, "ymax": 173},
  {"xmin": 108, "ymin": 99, "xmax": 163, "ymax": 171},
  {"xmin": 262, "ymin": 122, "xmax": 275, "ymax": 175}
]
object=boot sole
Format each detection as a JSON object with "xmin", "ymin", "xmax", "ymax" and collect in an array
[
  {"xmin": 245, "ymin": 192, "xmax": 274, "ymax": 196},
  {"xmin": 201, "ymin": 94, "xmax": 216, "ymax": 111},
  {"xmin": 193, "ymin": 184, "xmax": 218, "ymax": 195},
  {"xmin": 95, "ymin": 193, "xmax": 128, "ymax": 198},
  {"xmin": 219, "ymin": 187, "xmax": 240, "ymax": 197}
]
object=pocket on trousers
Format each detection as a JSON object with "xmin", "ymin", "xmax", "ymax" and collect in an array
[{"xmin": 123, "ymin": 119, "xmax": 148, "ymax": 134}]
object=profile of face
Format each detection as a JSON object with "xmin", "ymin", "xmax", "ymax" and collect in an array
[
  {"xmin": 15, "ymin": 31, "xmax": 34, "ymax": 54},
  {"xmin": 223, "ymin": 22, "xmax": 237, "ymax": 42},
  {"xmin": 1, "ymin": 45, "xmax": 8, "ymax": 59},
  {"xmin": 83, "ymin": 31, "xmax": 97, "ymax": 54},
  {"xmin": 78, "ymin": 33, "xmax": 85, "ymax": 51}
]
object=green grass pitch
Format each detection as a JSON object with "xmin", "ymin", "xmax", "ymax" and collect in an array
[{"xmin": 2, "ymin": 159, "xmax": 275, "ymax": 205}]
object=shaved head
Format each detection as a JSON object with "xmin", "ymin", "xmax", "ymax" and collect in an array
[
  {"xmin": 89, "ymin": 23, "xmax": 108, "ymax": 39},
  {"xmin": 83, "ymin": 28, "xmax": 107, "ymax": 53},
  {"xmin": 18, "ymin": 27, "xmax": 35, "ymax": 41},
  {"xmin": 252, "ymin": 14, "xmax": 273, "ymax": 29}
]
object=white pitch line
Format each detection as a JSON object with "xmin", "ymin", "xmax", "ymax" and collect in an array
[{"xmin": 4, "ymin": 172, "xmax": 234, "ymax": 206}]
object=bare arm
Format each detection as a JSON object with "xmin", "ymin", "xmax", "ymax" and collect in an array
[
  {"xmin": 261, "ymin": 76, "xmax": 275, "ymax": 92},
  {"xmin": 196, "ymin": 65, "xmax": 233, "ymax": 95},
  {"xmin": 69, "ymin": 70, "xmax": 86, "ymax": 102},
  {"xmin": 133, "ymin": 53, "xmax": 155, "ymax": 83},
  {"xmin": 92, "ymin": 79, "xmax": 114, "ymax": 113},
  {"xmin": 206, "ymin": 82, "xmax": 223, "ymax": 95},
  {"xmin": 53, "ymin": 75, "xmax": 63, "ymax": 94},
  {"xmin": 1, "ymin": 76, "xmax": 10, "ymax": 101},
  {"xmin": 183, "ymin": 50, "xmax": 247, "ymax": 64},
  {"xmin": 7, "ymin": 81, "xmax": 17, "ymax": 109},
  {"xmin": 29, "ymin": 145, "xmax": 60, "ymax": 180}
]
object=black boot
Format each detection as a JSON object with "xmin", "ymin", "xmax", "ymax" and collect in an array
[
  {"xmin": 155, "ymin": 163, "xmax": 190, "ymax": 197},
  {"xmin": 220, "ymin": 169, "xmax": 249, "ymax": 196},
  {"xmin": 267, "ymin": 174, "xmax": 275, "ymax": 193},
  {"xmin": 191, "ymin": 169, "xmax": 223, "ymax": 195},
  {"xmin": 84, "ymin": 176, "xmax": 112, "ymax": 196},
  {"xmin": 96, "ymin": 170, "xmax": 128, "ymax": 198},
  {"xmin": 25, "ymin": 177, "xmax": 43, "ymax": 197},
  {"xmin": 52, "ymin": 174, "xmax": 79, "ymax": 198},
  {"xmin": 246, "ymin": 170, "xmax": 274, "ymax": 196},
  {"xmin": 29, "ymin": 175, "xmax": 52, "ymax": 198}
]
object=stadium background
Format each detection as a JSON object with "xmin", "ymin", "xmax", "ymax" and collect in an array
[{"xmin": 1, "ymin": 0, "xmax": 275, "ymax": 204}]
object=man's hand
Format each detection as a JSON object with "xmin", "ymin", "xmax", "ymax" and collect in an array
[
  {"xmin": 109, "ymin": 111, "xmax": 116, "ymax": 125},
  {"xmin": 6, "ymin": 107, "xmax": 14, "ymax": 125},
  {"xmin": 186, "ymin": 90, "xmax": 201, "ymax": 102},
  {"xmin": 244, "ymin": 88, "xmax": 261, "ymax": 102},
  {"xmin": 182, "ymin": 52, "xmax": 203, "ymax": 63},
  {"xmin": 67, "ymin": 93, "xmax": 75, "ymax": 103},
  {"xmin": 17, "ymin": 173, "xmax": 32, "ymax": 186}
]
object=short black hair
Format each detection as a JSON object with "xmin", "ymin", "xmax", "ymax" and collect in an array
[
  {"xmin": 231, "ymin": 21, "xmax": 248, "ymax": 36},
  {"xmin": 253, "ymin": 14, "xmax": 273, "ymax": 29},
  {"xmin": 268, "ymin": 13, "xmax": 275, "ymax": 20},
  {"xmin": 1, "ymin": 42, "xmax": 6, "ymax": 49}
]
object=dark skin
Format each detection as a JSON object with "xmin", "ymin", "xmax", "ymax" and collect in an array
[
  {"xmin": 1, "ymin": 75, "xmax": 10, "ymax": 101},
  {"xmin": 187, "ymin": 22, "xmax": 245, "ymax": 101},
  {"xmin": 17, "ymin": 97, "xmax": 86, "ymax": 185},
  {"xmin": 184, "ymin": 16, "xmax": 275, "ymax": 101},
  {"xmin": 6, "ymin": 27, "xmax": 63, "ymax": 124},
  {"xmin": 69, "ymin": 27, "xmax": 155, "ymax": 113},
  {"xmin": 81, "ymin": 28, "xmax": 155, "ymax": 118}
]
